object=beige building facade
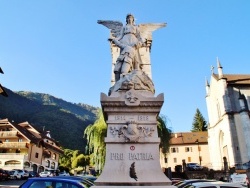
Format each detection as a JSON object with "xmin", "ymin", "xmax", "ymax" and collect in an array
[
  {"xmin": 205, "ymin": 60, "xmax": 250, "ymax": 170},
  {"xmin": 0, "ymin": 119, "xmax": 63, "ymax": 172},
  {"xmin": 161, "ymin": 131, "xmax": 210, "ymax": 171}
]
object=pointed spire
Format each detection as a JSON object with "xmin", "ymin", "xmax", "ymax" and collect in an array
[
  {"xmin": 210, "ymin": 65, "xmax": 214, "ymax": 74},
  {"xmin": 205, "ymin": 77, "xmax": 210, "ymax": 87},
  {"xmin": 217, "ymin": 57, "xmax": 223, "ymax": 79},
  {"xmin": 217, "ymin": 57, "xmax": 222, "ymax": 68},
  {"xmin": 205, "ymin": 77, "xmax": 210, "ymax": 95}
]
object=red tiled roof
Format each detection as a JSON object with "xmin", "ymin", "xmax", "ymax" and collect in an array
[
  {"xmin": 0, "ymin": 119, "xmax": 63, "ymax": 154},
  {"xmin": 170, "ymin": 131, "xmax": 208, "ymax": 145}
]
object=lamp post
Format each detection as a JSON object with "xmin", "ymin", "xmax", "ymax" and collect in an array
[{"xmin": 195, "ymin": 139, "xmax": 201, "ymax": 165}]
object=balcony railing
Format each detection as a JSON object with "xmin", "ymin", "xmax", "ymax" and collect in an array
[
  {"xmin": 0, "ymin": 153, "xmax": 28, "ymax": 160},
  {"xmin": 0, "ymin": 131, "xmax": 18, "ymax": 138},
  {"xmin": 0, "ymin": 142, "xmax": 28, "ymax": 149}
]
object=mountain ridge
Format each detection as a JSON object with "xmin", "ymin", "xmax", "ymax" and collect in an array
[{"xmin": 0, "ymin": 87, "xmax": 99, "ymax": 152}]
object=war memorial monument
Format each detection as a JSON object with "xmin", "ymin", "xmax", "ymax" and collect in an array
[{"xmin": 93, "ymin": 14, "xmax": 175, "ymax": 187}]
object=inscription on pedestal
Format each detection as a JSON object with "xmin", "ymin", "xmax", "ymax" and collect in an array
[
  {"xmin": 110, "ymin": 152, "xmax": 154, "ymax": 160},
  {"xmin": 129, "ymin": 153, "xmax": 154, "ymax": 160},
  {"xmin": 138, "ymin": 115, "xmax": 149, "ymax": 121},
  {"xmin": 110, "ymin": 153, "xmax": 124, "ymax": 160},
  {"xmin": 114, "ymin": 115, "xmax": 149, "ymax": 121},
  {"xmin": 115, "ymin": 115, "xmax": 126, "ymax": 121}
]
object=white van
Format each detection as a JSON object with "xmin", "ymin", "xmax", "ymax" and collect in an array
[
  {"xmin": 189, "ymin": 181, "xmax": 244, "ymax": 188},
  {"xmin": 229, "ymin": 173, "xmax": 249, "ymax": 187}
]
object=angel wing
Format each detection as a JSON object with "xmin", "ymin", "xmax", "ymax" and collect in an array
[
  {"xmin": 138, "ymin": 23, "xmax": 167, "ymax": 41},
  {"xmin": 97, "ymin": 20, "xmax": 123, "ymax": 38}
]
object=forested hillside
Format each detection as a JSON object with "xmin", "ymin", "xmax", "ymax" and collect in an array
[{"xmin": 0, "ymin": 87, "xmax": 99, "ymax": 152}]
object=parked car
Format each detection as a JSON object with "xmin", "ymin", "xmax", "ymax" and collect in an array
[
  {"xmin": 9, "ymin": 169, "xmax": 29, "ymax": 180},
  {"xmin": 58, "ymin": 171, "xmax": 70, "ymax": 176},
  {"xmin": 19, "ymin": 177, "xmax": 86, "ymax": 188},
  {"xmin": 4, "ymin": 170, "xmax": 11, "ymax": 180},
  {"xmin": 39, "ymin": 171, "xmax": 54, "ymax": 177},
  {"xmin": 56, "ymin": 175, "xmax": 96, "ymax": 187},
  {"xmin": 0, "ymin": 169, "xmax": 9, "ymax": 180},
  {"xmin": 186, "ymin": 163, "xmax": 203, "ymax": 171},
  {"xmin": 229, "ymin": 173, "xmax": 249, "ymax": 187},
  {"xmin": 189, "ymin": 181, "xmax": 244, "ymax": 188},
  {"xmin": 173, "ymin": 180, "xmax": 184, "ymax": 186},
  {"xmin": 24, "ymin": 170, "xmax": 30, "ymax": 178},
  {"xmin": 174, "ymin": 179, "xmax": 219, "ymax": 188},
  {"xmin": 171, "ymin": 178, "xmax": 184, "ymax": 185},
  {"xmin": 78, "ymin": 175, "xmax": 97, "ymax": 186},
  {"xmin": 28, "ymin": 171, "xmax": 39, "ymax": 177}
]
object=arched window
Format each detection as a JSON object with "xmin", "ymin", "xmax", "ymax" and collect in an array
[
  {"xmin": 46, "ymin": 160, "xmax": 50, "ymax": 168},
  {"xmin": 24, "ymin": 161, "xmax": 30, "ymax": 168},
  {"xmin": 39, "ymin": 166, "xmax": 44, "ymax": 173},
  {"xmin": 51, "ymin": 162, "xmax": 55, "ymax": 169},
  {"xmin": 32, "ymin": 164, "xmax": 38, "ymax": 172}
]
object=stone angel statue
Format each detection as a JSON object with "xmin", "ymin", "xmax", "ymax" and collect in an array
[{"xmin": 98, "ymin": 14, "xmax": 166, "ymax": 82}]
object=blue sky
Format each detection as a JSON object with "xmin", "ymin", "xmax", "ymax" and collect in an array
[{"xmin": 0, "ymin": 1, "xmax": 250, "ymax": 132}]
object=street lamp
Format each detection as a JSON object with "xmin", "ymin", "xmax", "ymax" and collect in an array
[{"xmin": 195, "ymin": 139, "xmax": 201, "ymax": 165}]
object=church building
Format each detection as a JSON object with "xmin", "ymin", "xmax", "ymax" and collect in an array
[{"xmin": 205, "ymin": 59, "xmax": 250, "ymax": 170}]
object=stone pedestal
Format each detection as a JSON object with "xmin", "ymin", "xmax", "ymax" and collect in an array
[{"xmin": 93, "ymin": 89, "xmax": 174, "ymax": 187}]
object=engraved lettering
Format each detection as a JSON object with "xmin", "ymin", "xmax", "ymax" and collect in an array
[
  {"xmin": 142, "ymin": 153, "xmax": 145, "ymax": 160},
  {"xmin": 111, "ymin": 153, "xmax": 115, "ymax": 160},
  {"xmin": 149, "ymin": 153, "xmax": 153, "ymax": 160},
  {"xmin": 115, "ymin": 115, "xmax": 126, "ymax": 121},
  {"xmin": 110, "ymin": 153, "xmax": 124, "ymax": 160},
  {"xmin": 138, "ymin": 115, "xmax": 149, "ymax": 121},
  {"xmin": 134, "ymin": 154, "xmax": 138, "ymax": 160},
  {"xmin": 128, "ymin": 153, "xmax": 154, "ymax": 160}
]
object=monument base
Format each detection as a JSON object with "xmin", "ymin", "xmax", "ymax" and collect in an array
[
  {"xmin": 94, "ymin": 90, "xmax": 174, "ymax": 187},
  {"xmin": 94, "ymin": 143, "xmax": 172, "ymax": 186}
]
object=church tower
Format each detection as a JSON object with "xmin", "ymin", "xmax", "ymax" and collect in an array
[{"xmin": 206, "ymin": 59, "xmax": 250, "ymax": 170}]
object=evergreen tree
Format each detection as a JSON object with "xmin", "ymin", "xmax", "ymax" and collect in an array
[{"xmin": 191, "ymin": 108, "xmax": 207, "ymax": 132}]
